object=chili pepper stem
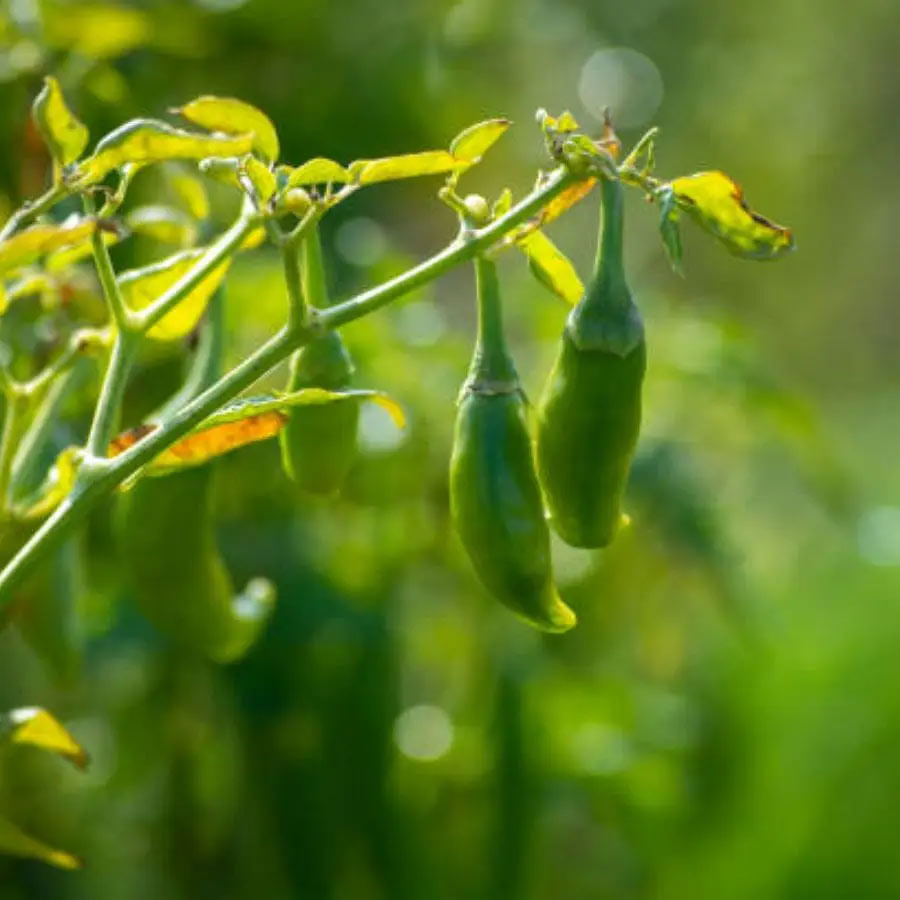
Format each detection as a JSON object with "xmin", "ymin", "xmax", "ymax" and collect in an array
[{"xmin": 469, "ymin": 256, "xmax": 517, "ymax": 387}]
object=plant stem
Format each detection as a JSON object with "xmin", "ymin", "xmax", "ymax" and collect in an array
[
  {"xmin": 0, "ymin": 391, "xmax": 27, "ymax": 512},
  {"xmin": 84, "ymin": 330, "xmax": 139, "ymax": 458},
  {"xmin": 0, "ymin": 165, "xmax": 580, "ymax": 606},
  {"xmin": 282, "ymin": 239, "xmax": 306, "ymax": 330},
  {"xmin": 84, "ymin": 194, "xmax": 134, "ymax": 331},
  {"xmin": 0, "ymin": 183, "xmax": 69, "ymax": 243},
  {"xmin": 320, "ymin": 165, "xmax": 575, "ymax": 330}
]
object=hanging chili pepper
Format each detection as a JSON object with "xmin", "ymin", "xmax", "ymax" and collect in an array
[
  {"xmin": 279, "ymin": 226, "xmax": 359, "ymax": 494},
  {"xmin": 535, "ymin": 174, "xmax": 645, "ymax": 548},
  {"xmin": 450, "ymin": 256, "xmax": 575, "ymax": 632},
  {"xmin": 116, "ymin": 289, "xmax": 274, "ymax": 663}
]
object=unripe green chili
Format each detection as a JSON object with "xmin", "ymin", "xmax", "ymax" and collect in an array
[
  {"xmin": 116, "ymin": 290, "xmax": 274, "ymax": 663},
  {"xmin": 535, "ymin": 174, "xmax": 645, "ymax": 548},
  {"xmin": 279, "ymin": 226, "xmax": 359, "ymax": 494},
  {"xmin": 450, "ymin": 257, "xmax": 575, "ymax": 632}
]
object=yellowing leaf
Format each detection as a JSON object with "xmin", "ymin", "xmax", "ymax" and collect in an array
[
  {"xmin": 107, "ymin": 389, "xmax": 406, "ymax": 474},
  {"xmin": 118, "ymin": 249, "xmax": 230, "ymax": 340},
  {"xmin": 449, "ymin": 118, "xmax": 511, "ymax": 164},
  {"xmin": 76, "ymin": 119, "xmax": 254, "ymax": 186},
  {"xmin": 286, "ymin": 157, "xmax": 351, "ymax": 186},
  {"xmin": 350, "ymin": 151, "xmax": 462, "ymax": 185},
  {"xmin": 44, "ymin": 3, "xmax": 149, "ymax": 59},
  {"xmin": 167, "ymin": 167, "xmax": 210, "ymax": 220},
  {"xmin": 492, "ymin": 188, "xmax": 513, "ymax": 219},
  {"xmin": 667, "ymin": 171, "xmax": 795, "ymax": 261},
  {"xmin": 241, "ymin": 155, "xmax": 276, "ymax": 202},
  {"xmin": 2, "ymin": 707, "xmax": 88, "ymax": 768},
  {"xmin": 125, "ymin": 205, "xmax": 196, "ymax": 246},
  {"xmin": 239, "ymin": 227, "xmax": 267, "ymax": 251},
  {"xmin": 31, "ymin": 76, "xmax": 89, "ymax": 171},
  {"xmin": 45, "ymin": 229, "xmax": 121, "ymax": 273},
  {"xmin": 0, "ymin": 816, "xmax": 81, "ymax": 870},
  {"xmin": 0, "ymin": 218, "xmax": 102, "ymax": 275},
  {"xmin": 18, "ymin": 447, "xmax": 81, "ymax": 520},
  {"xmin": 174, "ymin": 95, "xmax": 280, "ymax": 163},
  {"xmin": 518, "ymin": 230, "xmax": 584, "ymax": 304},
  {"xmin": 156, "ymin": 412, "xmax": 287, "ymax": 467},
  {"xmin": 538, "ymin": 177, "xmax": 597, "ymax": 229}
]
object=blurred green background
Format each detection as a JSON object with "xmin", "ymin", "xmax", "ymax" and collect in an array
[{"xmin": 1, "ymin": 0, "xmax": 900, "ymax": 897}]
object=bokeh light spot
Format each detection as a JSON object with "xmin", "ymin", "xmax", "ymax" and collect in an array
[
  {"xmin": 394, "ymin": 705, "xmax": 454, "ymax": 761},
  {"xmin": 578, "ymin": 47, "xmax": 663, "ymax": 129}
]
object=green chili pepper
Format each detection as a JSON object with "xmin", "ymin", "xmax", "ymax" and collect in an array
[
  {"xmin": 450, "ymin": 257, "xmax": 575, "ymax": 632},
  {"xmin": 535, "ymin": 174, "xmax": 645, "ymax": 548},
  {"xmin": 279, "ymin": 226, "xmax": 359, "ymax": 494},
  {"xmin": 116, "ymin": 290, "xmax": 274, "ymax": 663}
]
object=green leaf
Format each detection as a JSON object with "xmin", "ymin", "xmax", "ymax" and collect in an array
[
  {"xmin": 117, "ymin": 248, "xmax": 230, "ymax": 341},
  {"xmin": 173, "ymin": 95, "xmax": 280, "ymax": 163},
  {"xmin": 349, "ymin": 151, "xmax": 462, "ymax": 185},
  {"xmin": 31, "ymin": 76, "xmax": 89, "ymax": 173},
  {"xmin": 0, "ymin": 816, "xmax": 81, "ymax": 870},
  {"xmin": 75, "ymin": 119, "xmax": 254, "ymax": 186},
  {"xmin": 286, "ymin": 157, "xmax": 352, "ymax": 186},
  {"xmin": 517, "ymin": 230, "xmax": 584, "ymax": 304},
  {"xmin": 125, "ymin": 205, "xmax": 196, "ymax": 246},
  {"xmin": 449, "ymin": 118, "xmax": 511, "ymax": 163},
  {"xmin": 667, "ymin": 171, "xmax": 795, "ymax": 261},
  {"xmin": 0, "ymin": 218, "xmax": 104, "ymax": 276},
  {"xmin": 0, "ymin": 706, "xmax": 88, "ymax": 768},
  {"xmin": 108, "ymin": 389, "xmax": 405, "ymax": 475},
  {"xmin": 657, "ymin": 187, "xmax": 684, "ymax": 275}
]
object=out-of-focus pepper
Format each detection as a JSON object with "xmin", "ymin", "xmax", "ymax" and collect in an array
[
  {"xmin": 279, "ymin": 226, "xmax": 359, "ymax": 494},
  {"xmin": 116, "ymin": 290, "xmax": 274, "ymax": 663},
  {"xmin": 535, "ymin": 174, "xmax": 645, "ymax": 548},
  {"xmin": 450, "ymin": 257, "xmax": 575, "ymax": 632}
]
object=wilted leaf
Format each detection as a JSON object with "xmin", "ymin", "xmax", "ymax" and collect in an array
[
  {"xmin": 0, "ymin": 706, "xmax": 88, "ymax": 768},
  {"xmin": 173, "ymin": 95, "xmax": 279, "ymax": 163},
  {"xmin": 518, "ymin": 230, "xmax": 584, "ymax": 304},
  {"xmin": 449, "ymin": 118, "xmax": 511, "ymax": 164},
  {"xmin": 117, "ymin": 249, "xmax": 230, "ymax": 340},
  {"xmin": 125, "ymin": 205, "xmax": 196, "ymax": 246},
  {"xmin": 667, "ymin": 171, "xmax": 794, "ymax": 261},
  {"xmin": 350, "ymin": 151, "xmax": 462, "ymax": 185},
  {"xmin": 108, "ymin": 389, "xmax": 405, "ymax": 473},
  {"xmin": 0, "ymin": 218, "xmax": 104, "ymax": 276},
  {"xmin": 658, "ymin": 187, "xmax": 684, "ymax": 275},
  {"xmin": 0, "ymin": 816, "xmax": 81, "ymax": 870},
  {"xmin": 538, "ymin": 177, "xmax": 597, "ymax": 228},
  {"xmin": 286, "ymin": 158, "xmax": 352, "ymax": 186},
  {"xmin": 76, "ymin": 119, "xmax": 254, "ymax": 186},
  {"xmin": 31, "ymin": 76, "xmax": 89, "ymax": 172}
]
